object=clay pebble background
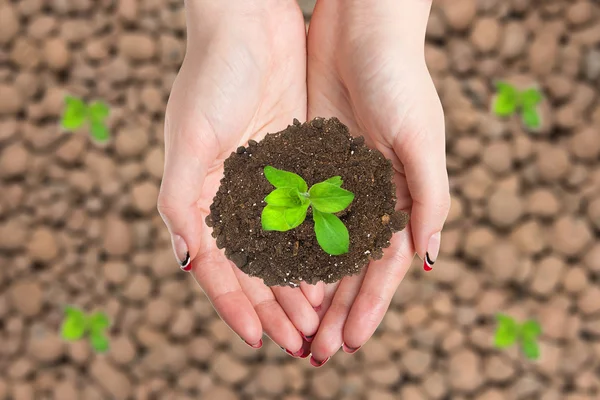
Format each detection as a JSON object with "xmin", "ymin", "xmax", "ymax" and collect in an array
[{"xmin": 0, "ymin": 0, "xmax": 600, "ymax": 398}]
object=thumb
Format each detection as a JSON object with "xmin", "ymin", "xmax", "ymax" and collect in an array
[
  {"xmin": 157, "ymin": 116, "xmax": 216, "ymax": 271},
  {"xmin": 393, "ymin": 92, "xmax": 449, "ymax": 272}
]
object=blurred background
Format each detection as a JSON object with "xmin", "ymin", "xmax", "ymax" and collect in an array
[{"xmin": 1, "ymin": 0, "xmax": 600, "ymax": 399}]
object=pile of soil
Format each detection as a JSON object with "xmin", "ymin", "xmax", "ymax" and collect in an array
[{"xmin": 207, "ymin": 118, "xmax": 409, "ymax": 286}]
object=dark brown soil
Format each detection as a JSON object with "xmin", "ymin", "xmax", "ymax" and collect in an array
[{"xmin": 206, "ymin": 117, "xmax": 409, "ymax": 287}]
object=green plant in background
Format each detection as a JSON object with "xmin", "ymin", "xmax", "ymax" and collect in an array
[
  {"xmin": 61, "ymin": 306, "xmax": 111, "ymax": 353},
  {"xmin": 492, "ymin": 82, "xmax": 543, "ymax": 130},
  {"xmin": 261, "ymin": 166, "xmax": 354, "ymax": 255},
  {"xmin": 494, "ymin": 314, "xmax": 542, "ymax": 360},
  {"xmin": 61, "ymin": 95, "xmax": 110, "ymax": 142}
]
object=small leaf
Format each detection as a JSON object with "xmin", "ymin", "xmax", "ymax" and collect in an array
[
  {"xmin": 88, "ymin": 101, "xmax": 110, "ymax": 123},
  {"xmin": 521, "ymin": 337, "xmax": 540, "ymax": 360},
  {"xmin": 323, "ymin": 176, "xmax": 343, "ymax": 187},
  {"xmin": 520, "ymin": 320, "xmax": 542, "ymax": 340},
  {"xmin": 520, "ymin": 88, "xmax": 543, "ymax": 109},
  {"xmin": 90, "ymin": 122, "xmax": 110, "ymax": 142},
  {"xmin": 494, "ymin": 314, "xmax": 519, "ymax": 348},
  {"xmin": 261, "ymin": 204, "xmax": 308, "ymax": 232},
  {"xmin": 61, "ymin": 96, "xmax": 88, "ymax": 130},
  {"xmin": 493, "ymin": 82, "xmax": 519, "ymax": 117},
  {"xmin": 313, "ymin": 209, "xmax": 350, "ymax": 255},
  {"xmin": 264, "ymin": 166, "xmax": 308, "ymax": 192},
  {"xmin": 265, "ymin": 188, "xmax": 301, "ymax": 207},
  {"xmin": 90, "ymin": 332, "xmax": 110, "ymax": 353},
  {"xmin": 309, "ymin": 182, "xmax": 354, "ymax": 214},
  {"xmin": 88, "ymin": 312, "xmax": 110, "ymax": 334},
  {"xmin": 521, "ymin": 107, "xmax": 541, "ymax": 129},
  {"xmin": 61, "ymin": 306, "xmax": 87, "ymax": 341}
]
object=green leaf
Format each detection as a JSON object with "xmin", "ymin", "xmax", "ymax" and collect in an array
[
  {"xmin": 264, "ymin": 166, "xmax": 308, "ymax": 192},
  {"xmin": 520, "ymin": 320, "xmax": 542, "ymax": 340},
  {"xmin": 323, "ymin": 176, "xmax": 343, "ymax": 187},
  {"xmin": 90, "ymin": 332, "xmax": 110, "ymax": 353},
  {"xmin": 494, "ymin": 314, "xmax": 519, "ymax": 348},
  {"xmin": 521, "ymin": 337, "xmax": 540, "ymax": 360},
  {"xmin": 264, "ymin": 188, "xmax": 302, "ymax": 208},
  {"xmin": 88, "ymin": 312, "xmax": 110, "ymax": 334},
  {"xmin": 261, "ymin": 204, "xmax": 308, "ymax": 232},
  {"xmin": 309, "ymin": 182, "xmax": 355, "ymax": 214},
  {"xmin": 313, "ymin": 209, "xmax": 350, "ymax": 255},
  {"xmin": 61, "ymin": 96, "xmax": 88, "ymax": 130},
  {"xmin": 493, "ymin": 82, "xmax": 519, "ymax": 117},
  {"xmin": 521, "ymin": 107, "xmax": 541, "ymax": 129},
  {"xmin": 90, "ymin": 121, "xmax": 110, "ymax": 142},
  {"xmin": 61, "ymin": 306, "xmax": 87, "ymax": 341},
  {"xmin": 88, "ymin": 101, "xmax": 110, "ymax": 123},
  {"xmin": 520, "ymin": 88, "xmax": 543, "ymax": 109}
]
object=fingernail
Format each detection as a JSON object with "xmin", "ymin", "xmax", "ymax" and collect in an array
[
  {"xmin": 300, "ymin": 348, "xmax": 311, "ymax": 358},
  {"xmin": 286, "ymin": 348, "xmax": 304, "ymax": 357},
  {"xmin": 244, "ymin": 339, "xmax": 262, "ymax": 349},
  {"xmin": 423, "ymin": 232, "xmax": 441, "ymax": 272},
  {"xmin": 300, "ymin": 332, "xmax": 314, "ymax": 343},
  {"xmin": 171, "ymin": 234, "xmax": 191, "ymax": 271},
  {"xmin": 310, "ymin": 355, "xmax": 330, "ymax": 367},
  {"xmin": 342, "ymin": 343, "xmax": 361, "ymax": 354}
]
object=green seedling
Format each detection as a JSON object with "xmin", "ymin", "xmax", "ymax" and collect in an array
[
  {"xmin": 492, "ymin": 82, "xmax": 543, "ymax": 130},
  {"xmin": 261, "ymin": 166, "xmax": 354, "ymax": 255},
  {"xmin": 60, "ymin": 306, "xmax": 111, "ymax": 353},
  {"xmin": 61, "ymin": 95, "xmax": 110, "ymax": 142},
  {"xmin": 494, "ymin": 314, "xmax": 542, "ymax": 360}
]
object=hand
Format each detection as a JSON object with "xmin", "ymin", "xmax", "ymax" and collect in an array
[
  {"xmin": 157, "ymin": 0, "xmax": 322, "ymax": 355},
  {"xmin": 306, "ymin": 0, "xmax": 450, "ymax": 365}
]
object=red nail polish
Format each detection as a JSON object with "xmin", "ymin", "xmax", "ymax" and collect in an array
[
  {"xmin": 342, "ymin": 343, "xmax": 361, "ymax": 354},
  {"xmin": 245, "ymin": 339, "xmax": 262, "ymax": 349},
  {"xmin": 300, "ymin": 332, "xmax": 314, "ymax": 343},
  {"xmin": 286, "ymin": 348, "xmax": 304, "ymax": 357},
  {"xmin": 300, "ymin": 348, "xmax": 311, "ymax": 358},
  {"xmin": 423, "ymin": 252, "xmax": 434, "ymax": 272},
  {"xmin": 310, "ymin": 355, "xmax": 329, "ymax": 367}
]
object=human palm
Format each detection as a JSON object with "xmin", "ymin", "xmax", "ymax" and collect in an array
[
  {"xmin": 305, "ymin": 0, "xmax": 449, "ymax": 364},
  {"xmin": 159, "ymin": 2, "xmax": 321, "ymax": 353}
]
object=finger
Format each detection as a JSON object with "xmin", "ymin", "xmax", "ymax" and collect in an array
[
  {"xmin": 232, "ymin": 268, "xmax": 306, "ymax": 357},
  {"xmin": 192, "ymin": 244, "xmax": 263, "ymax": 347},
  {"xmin": 300, "ymin": 281, "xmax": 325, "ymax": 310},
  {"xmin": 343, "ymin": 227, "xmax": 414, "ymax": 349},
  {"xmin": 271, "ymin": 286, "xmax": 320, "ymax": 341},
  {"xmin": 309, "ymin": 271, "xmax": 366, "ymax": 367},
  {"xmin": 392, "ymin": 81, "xmax": 449, "ymax": 270},
  {"xmin": 157, "ymin": 115, "xmax": 217, "ymax": 270}
]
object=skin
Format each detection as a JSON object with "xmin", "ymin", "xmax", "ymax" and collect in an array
[
  {"xmin": 158, "ymin": 0, "xmax": 322, "ymax": 354},
  {"xmin": 306, "ymin": 0, "xmax": 449, "ymax": 363},
  {"xmin": 158, "ymin": 0, "xmax": 450, "ymax": 362}
]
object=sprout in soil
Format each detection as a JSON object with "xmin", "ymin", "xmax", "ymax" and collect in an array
[
  {"xmin": 261, "ymin": 166, "xmax": 354, "ymax": 255},
  {"xmin": 60, "ymin": 306, "xmax": 111, "ymax": 353},
  {"xmin": 61, "ymin": 95, "xmax": 110, "ymax": 143},
  {"xmin": 492, "ymin": 81, "xmax": 543, "ymax": 130},
  {"xmin": 494, "ymin": 314, "xmax": 542, "ymax": 360}
]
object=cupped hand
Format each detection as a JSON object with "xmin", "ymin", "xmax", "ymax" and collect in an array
[
  {"xmin": 157, "ymin": 1, "xmax": 322, "ymax": 354},
  {"xmin": 306, "ymin": 0, "xmax": 450, "ymax": 365}
]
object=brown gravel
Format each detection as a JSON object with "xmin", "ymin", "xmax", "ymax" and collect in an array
[{"xmin": 0, "ymin": 0, "xmax": 599, "ymax": 398}]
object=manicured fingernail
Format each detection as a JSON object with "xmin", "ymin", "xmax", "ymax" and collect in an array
[
  {"xmin": 310, "ymin": 355, "xmax": 330, "ymax": 367},
  {"xmin": 285, "ymin": 348, "xmax": 304, "ymax": 357},
  {"xmin": 342, "ymin": 343, "xmax": 361, "ymax": 354},
  {"xmin": 171, "ymin": 234, "xmax": 191, "ymax": 271},
  {"xmin": 423, "ymin": 232, "xmax": 441, "ymax": 272},
  {"xmin": 244, "ymin": 339, "xmax": 262, "ymax": 349},
  {"xmin": 300, "ymin": 348, "xmax": 311, "ymax": 358},
  {"xmin": 300, "ymin": 332, "xmax": 314, "ymax": 343}
]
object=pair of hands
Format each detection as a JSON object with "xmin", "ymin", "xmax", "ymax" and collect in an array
[{"xmin": 158, "ymin": 0, "xmax": 449, "ymax": 365}]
